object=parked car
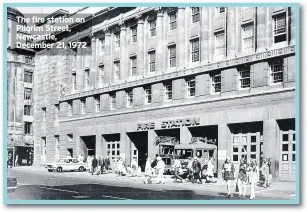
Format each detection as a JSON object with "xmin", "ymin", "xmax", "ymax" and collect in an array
[
  {"xmin": 7, "ymin": 176, "xmax": 17, "ymax": 193},
  {"xmin": 45, "ymin": 158, "xmax": 87, "ymax": 172}
]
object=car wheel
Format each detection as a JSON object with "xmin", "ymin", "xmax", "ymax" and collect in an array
[
  {"xmin": 48, "ymin": 169, "xmax": 53, "ymax": 172},
  {"xmin": 57, "ymin": 167, "xmax": 62, "ymax": 172},
  {"xmin": 79, "ymin": 166, "xmax": 85, "ymax": 172}
]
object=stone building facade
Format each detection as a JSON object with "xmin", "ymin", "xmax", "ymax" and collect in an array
[
  {"xmin": 34, "ymin": 7, "xmax": 296, "ymax": 181},
  {"xmin": 7, "ymin": 7, "xmax": 35, "ymax": 166}
]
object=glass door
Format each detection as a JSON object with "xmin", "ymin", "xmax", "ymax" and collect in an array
[{"xmin": 280, "ymin": 130, "xmax": 295, "ymax": 181}]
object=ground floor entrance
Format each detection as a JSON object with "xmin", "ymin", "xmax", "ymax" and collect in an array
[
  {"xmin": 127, "ymin": 131, "xmax": 148, "ymax": 171},
  {"xmin": 80, "ymin": 135, "xmax": 96, "ymax": 158}
]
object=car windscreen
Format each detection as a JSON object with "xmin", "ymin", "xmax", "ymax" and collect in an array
[{"xmin": 175, "ymin": 149, "xmax": 193, "ymax": 159}]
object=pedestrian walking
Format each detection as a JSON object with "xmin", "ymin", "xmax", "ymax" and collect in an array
[
  {"xmin": 237, "ymin": 158, "xmax": 248, "ymax": 198},
  {"xmin": 144, "ymin": 157, "xmax": 154, "ymax": 184},
  {"xmin": 151, "ymin": 154, "xmax": 159, "ymax": 178},
  {"xmin": 268, "ymin": 158, "xmax": 272, "ymax": 186},
  {"xmin": 260, "ymin": 159, "xmax": 270, "ymax": 188},
  {"xmin": 87, "ymin": 155, "xmax": 93, "ymax": 173},
  {"xmin": 117, "ymin": 158, "xmax": 124, "ymax": 176},
  {"xmin": 155, "ymin": 156, "xmax": 165, "ymax": 184},
  {"xmin": 192, "ymin": 156, "xmax": 202, "ymax": 184},
  {"xmin": 222, "ymin": 157, "xmax": 235, "ymax": 198},
  {"xmin": 91, "ymin": 156, "xmax": 98, "ymax": 175},
  {"xmin": 137, "ymin": 166, "xmax": 142, "ymax": 177},
  {"xmin": 249, "ymin": 159, "xmax": 260, "ymax": 200},
  {"xmin": 99, "ymin": 156, "xmax": 105, "ymax": 174},
  {"xmin": 15, "ymin": 154, "xmax": 19, "ymax": 167},
  {"xmin": 131, "ymin": 158, "xmax": 138, "ymax": 177},
  {"xmin": 173, "ymin": 158, "xmax": 184, "ymax": 183},
  {"xmin": 186, "ymin": 157, "xmax": 194, "ymax": 182},
  {"xmin": 105, "ymin": 156, "xmax": 111, "ymax": 173}
]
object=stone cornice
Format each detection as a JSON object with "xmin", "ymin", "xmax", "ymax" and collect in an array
[{"xmin": 59, "ymin": 45, "xmax": 295, "ymax": 102}]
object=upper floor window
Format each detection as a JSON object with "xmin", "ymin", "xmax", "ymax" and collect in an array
[
  {"xmin": 192, "ymin": 7, "xmax": 200, "ymax": 22},
  {"xmin": 99, "ymin": 65, "xmax": 104, "ymax": 84},
  {"xmin": 144, "ymin": 86, "xmax": 152, "ymax": 104},
  {"xmin": 131, "ymin": 26, "xmax": 137, "ymax": 43},
  {"xmin": 273, "ymin": 13, "xmax": 287, "ymax": 43},
  {"xmin": 110, "ymin": 93, "xmax": 116, "ymax": 110},
  {"xmin": 99, "ymin": 37, "xmax": 105, "ymax": 54},
  {"xmin": 42, "ymin": 107, "xmax": 46, "ymax": 122},
  {"xmin": 84, "ymin": 69, "xmax": 90, "ymax": 88},
  {"xmin": 115, "ymin": 32, "xmax": 120, "ymax": 48},
  {"xmin": 269, "ymin": 59, "xmax": 284, "ymax": 84},
  {"xmin": 149, "ymin": 19, "xmax": 156, "ymax": 36},
  {"xmin": 169, "ymin": 45, "xmax": 176, "ymax": 67},
  {"xmin": 68, "ymin": 101, "xmax": 73, "ymax": 116},
  {"xmin": 169, "ymin": 12, "xmax": 177, "ymax": 30},
  {"xmin": 24, "ymin": 122, "xmax": 32, "ymax": 135},
  {"xmin": 55, "ymin": 135, "xmax": 60, "ymax": 157},
  {"xmin": 81, "ymin": 98, "xmax": 86, "ymax": 114},
  {"xmin": 238, "ymin": 66, "xmax": 251, "ymax": 89},
  {"xmin": 215, "ymin": 32, "xmax": 225, "ymax": 57},
  {"xmin": 25, "ymin": 56, "xmax": 34, "ymax": 64},
  {"xmin": 126, "ymin": 89, "xmax": 133, "ymax": 107},
  {"xmin": 149, "ymin": 51, "xmax": 156, "ymax": 72},
  {"xmin": 191, "ymin": 38, "xmax": 200, "ymax": 62},
  {"xmin": 114, "ymin": 61, "xmax": 120, "ymax": 81},
  {"xmin": 130, "ymin": 56, "xmax": 137, "ymax": 77},
  {"xmin": 242, "ymin": 23, "xmax": 254, "ymax": 50},
  {"xmin": 211, "ymin": 71, "xmax": 221, "ymax": 93},
  {"xmin": 73, "ymin": 49, "xmax": 77, "ymax": 61},
  {"xmin": 24, "ymin": 105, "xmax": 31, "ymax": 116},
  {"xmin": 186, "ymin": 77, "xmax": 196, "ymax": 97},
  {"xmin": 24, "ymin": 70, "xmax": 33, "ymax": 83},
  {"xmin": 55, "ymin": 104, "xmax": 60, "ymax": 116},
  {"xmin": 72, "ymin": 73, "xmax": 76, "ymax": 90},
  {"xmin": 164, "ymin": 82, "xmax": 173, "ymax": 101},
  {"xmin": 24, "ymin": 88, "xmax": 32, "ymax": 100},
  {"xmin": 95, "ymin": 95, "xmax": 100, "ymax": 112}
]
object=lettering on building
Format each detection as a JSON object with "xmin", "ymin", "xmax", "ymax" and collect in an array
[
  {"xmin": 137, "ymin": 122, "xmax": 155, "ymax": 131},
  {"xmin": 161, "ymin": 117, "xmax": 200, "ymax": 128}
]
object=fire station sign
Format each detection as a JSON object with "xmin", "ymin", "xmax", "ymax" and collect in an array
[{"xmin": 137, "ymin": 117, "xmax": 200, "ymax": 131}]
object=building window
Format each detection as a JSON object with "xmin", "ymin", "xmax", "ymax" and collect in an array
[
  {"xmin": 84, "ymin": 69, "xmax": 90, "ymax": 87},
  {"xmin": 273, "ymin": 13, "xmax": 287, "ymax": 43},
  {"xmin": 68, "ymin": 101, "xmax": 72, "ymax": 116},
  {"xmin": 25, "ymin": 56, "xmax": 34, "ymax": 64},
  {"xmin": 169, "ymin": 12, "xmax": 177, "ymax": 30},
  {"xmin": 130, "ymin": 56, "xmax": 137, "ymax": 76},
  {"xmin": 144, "ymin": 86, "xmax": 152, "ymax": 104},
  {"xmin": 72, "ymin": 73, "xmax": 76, "ymax": 90},
  {"xmin": 99, "ymin": 65, "xmax": 104, "ymax": 84},
  {"xmin": 99, "ymin": 37, "xmax": 105, "ymax": 53},
  {"xmin": 106, "ymin": 138, "xmax": 120, "ymax": 163},
  {"xmin": 24, "ymin": 88, "xmax": 32, "ymax": 100},
  {"xmin": 110, "ymin": 93, "xmax": 116, "ymax": 110},
  {"xmin": 242, "ymin": 23, "xmax": 254, "ymax": 50},
  {"xmin": 217, "ymin": 7, "xmax": 225, "ymax": 13},
  {"xmin": 169, "ymin": 45, "xmax": 176, "ymax": 67},
  {"xmin": 131, "ymin": 26, "xmax": 137, "ymax": 43},
  {"xmin": 42, "ymin": 137, "xmax": 46, "ymax": 155},
  {"xmin": 186, "ymin": 77, "xmax": 196, "ymax": 97},
  {"xmin": 215, "ymin": 32, "xmax": 225, "ymax": 57},
  {"xmin": 24, "ymin": 70, "xmax": 33, "ymax": 83},
  {"xmin": 192, "ymin": 7, "xmax": 200, "ymax": 22},
  {"xmin": 114, "ymin": 61, "xmax": 120, "ymax": 81},
  {"xmin": 81, "ymin": 98, "xmax": 86, "ymax": 114},
  {"xmin": 238, "ymin": 67, "xmax": 251, "ymax": 89},
  {"xmin": 55, "ymin": 135, "xmax": 60, "ymax": 157},
  {"xmin": 67, "ymin": 134, "xmax": 73, "ymax": 142},
  {"xmin": 24, "ymin": 122, "xmax": 32, "ymax": 135},
  {"xmin": 24, "ymin": 105, "xmax": 31, "ymax": 116},
  {"xmin": 149, "ymin": 19, "xmax": 156, "ymax": 36},
  {"xmin": 211, "ymin": 71, "xmax": 221, "ymax": 93},
  {"xmin": 115, "ymin": 32, "xmax": 120, "ymax": 48},
  {"xmin": 95, "ymin": 95, "xmax": 100, "ymax": 112},
  {"xmin": 42, "ymin": 107, "xmax": 46, "ymax": 122},
  {"xmin": 164, "ymin": 82, "xmax": 173, "ymax": 101},
  {"xmin": 149, "ymin": 51, "xmax": 156, "ymax": 72},
  {"xmin": 191, "ymin": 38, "xmax": 200, "ymax": 62},
  {"xmin": 270, "ymin": 59, "xmax": 284, "ymax": 83},
  {"xmin": 55, "ymin": 104, "xmax": 60, "ymax": 116},
  {"xmin": 126, "ymin": 89, "xmax": 133, "ymax": 107}
]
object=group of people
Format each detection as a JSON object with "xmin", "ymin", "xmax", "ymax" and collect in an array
[
  {"xmin": 116, "ymin": 157, "xmax": 142, "ymax": 177},
  {"xmin": 83, "ymin": 155, "xmax": 111, "ymax": 175},
  {"xmin": 222, "ymin": 157, "xmax": 272, "ymax": 199},
  {"xmin": 143, "ymin": 154, "xmax": 166, "ymax": 184},
  {"xmin": 7, "ymin": 153, "xmax": 19, "ymax": 168}
]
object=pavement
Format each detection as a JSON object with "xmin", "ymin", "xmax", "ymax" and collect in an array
[{"xmin": 5, "ymin": 166, "xmax": 296, "ymax": 201}]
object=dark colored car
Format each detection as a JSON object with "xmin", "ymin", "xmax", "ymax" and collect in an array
[{"xmin": 7, "ymin": 176, "xmax": 17, "ymax": 193}]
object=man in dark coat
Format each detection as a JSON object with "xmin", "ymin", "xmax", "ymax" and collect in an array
[
  {"xmin": 91, "ymin": 156, "xmax": 98, "ymax": 175},
  {"xmin": 192, "ymin": 156, "xmax": 202, "ymax": 184}
]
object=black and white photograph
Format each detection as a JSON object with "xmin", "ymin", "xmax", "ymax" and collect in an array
[{"xmin": 4, "ymin": 4, "xmax": 299, "ymax": 204}]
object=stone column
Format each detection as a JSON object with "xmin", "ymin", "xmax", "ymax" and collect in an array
[
  {"xmin": 200, "ymin": 7, "xmax": 209, "ymax": 64},
  {"xmin": 227, "ymin": 7, "xmax": 236, "ymax": 58},
  {"xmin": 155, "ymin": 8, "xmax": 164, "ymax": 73},
  {"xmin": 119, "ymin": 21, "xmax": 127, "ymax": 81},
  {"xmin": 91, "ymin": 36, "xmax": 97, "ymax": 89},
  {"xmin": 177, "ymin": 7, "xmax": 185, "ymax": 69},
  {"xmin": 256, "ymin": 7, "xmax": 267, "ymax": 52},
  {"xmin": 218, "ymin": 123, "xmax": 230, "ymax": 178},
  {"xmin": 208, "ymin": 8, "xmax": 215, "ymax": 62},
  {"xmin": 267, "ymin": 8, "xmax": 273, "ymax": 48},
  {"xmin": 263, "ymin": 119, "xmax": 279, "ymax": 181},
  {"xmin": 148, "ymin": 130, "xmax": 159, "ymax": 159},
  {"xmin": 103, "ymin": 29, "xmax": 111, "ymax": 85},
  {"xmin": 136, "ymin": 16, "xmax": 145, "ymax": 77},
  {"xmin": 120, "ymin": 132, "xmax": 131, "ymax": 166},
  {"xmin": 290, "ymin": 7, "xmax": 295, "ymax": 45},
  {"xmin": 76, "ymin": 39, "xmax": 82, "ymax": 91}
]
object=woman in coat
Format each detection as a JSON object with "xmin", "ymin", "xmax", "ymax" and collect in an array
[{"xmin": 221, "ymin": 157, "xmax": 235, "ymax": 198}]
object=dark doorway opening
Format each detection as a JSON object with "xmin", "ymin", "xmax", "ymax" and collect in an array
[
  {"xmin": 80, "ymin": 135, "xmax": 96, "ymax": 158},
  {"xmin": 127, "ymin": 131, "xmax": 148, "ymax": 171}
]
